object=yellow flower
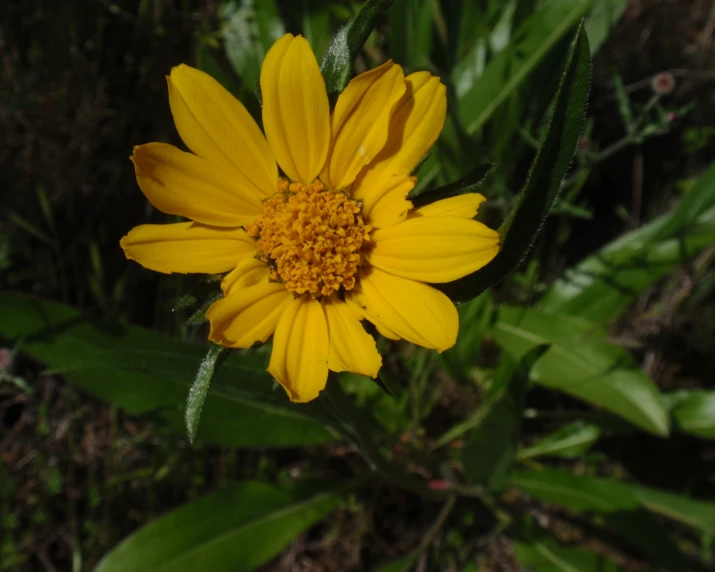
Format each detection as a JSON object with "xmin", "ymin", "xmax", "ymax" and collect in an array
[{"xmin": 121, "ymin": 34, "xmax": 500, "ymax": 403}]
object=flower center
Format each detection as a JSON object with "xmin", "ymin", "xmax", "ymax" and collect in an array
[{"xmin": 246, "ymin": 179, "xmax": 371, "ymax": 297}]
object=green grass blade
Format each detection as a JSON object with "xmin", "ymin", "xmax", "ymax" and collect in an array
[
  {"xmin": 443, "ymin": 22, "xmax": 591, "ymax": 302},
  {"xmin": 320, "ymin": 0, "xmax": 395, "ymax": 96}
]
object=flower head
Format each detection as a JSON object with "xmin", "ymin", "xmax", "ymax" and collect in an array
[{"xmin": 121, "ymin": 34, "xmax": 500, "ymax": 403}]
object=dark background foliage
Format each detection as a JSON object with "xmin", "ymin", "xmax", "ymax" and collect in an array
[{"xmin": 2, "ymin": 1, "xmax": 715, "ymax": 570}]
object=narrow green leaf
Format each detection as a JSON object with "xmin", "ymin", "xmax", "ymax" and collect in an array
[
  {"xmin": 186, "ymin": 345, "xmax": 231, "ymax": 444},
  {"xmin": 540, "ymin": 163, "xmax": 715, "ymax": 323},
  {"xmin": 669, "ymin": 390, "xmax": 715, "ymax": 439},
  {"xmin": 299, "ymin": 0, "xmax": 331, "ymax": 60},
  {"xmin": 512, "ymin": 467, "xmax": 715, "ymax": 536},
  {"xmin": 254, "ymin": 0, "xmax": 285, "ymax": 53},
  {"xmin": 220, "ymin": 0, "xmax": 285, "ymax": 94},
  {"xmin": 95, "ymin": 481, "xmax": 344, "ymax": 572},
  {"xmin": 462, "ymin": 345, "xmax": 547, "ymax": 490},
  {"xmin": 373, "ymin": 553, "xmax": 417, "ymax": 572},
  {"xmin": 518, "ymin": 421, "xmax": 601, "ymax": 460},
  {"xmin": 636, "ymin": 488, "xmax": 715, "ymax": 536},
  {"xmin": 172, "ymin": 293, "xmax": 198, "ymax": 312},
  {"xmin": 456, "ymin": 0, "xmax": 592, "ymax": 135},
  {"xmin": 656, "ymin": 161, "xmax": 715, "ymax": 239},
  {"xmin": 444, "ymin": 22, "xmax": 591, "ymax": 302},
  {"xmin": 440, "ymin": 291, "xmax": 495, "ymax": 380},
  {"xmin": 387, "ymin": 0, "xmax": 433, "ymax": 68},
  {"xmin": 409, "ymin": 163, "xmax": 494, "ymax": 208},
  {"xmin": 513, "ymin": 538, "xmax": 621, "ymax": 572},
  {"xmin": 0, "ymin": 293, "xmax": 333, "ymax": 448},
  {"xmin": 604, "ymin": 511, "xmax": 701, "ymax": 571},
  {"xmin": 492, "ymin": 306, "xmax": 669, "ymax": 435},
  {"xmin": 320, "ymin": 0, "xmax": 395, "ymax": 96},
  {"xmin": 585, "ymin": 0, "xmax": 629, "ymax": 53},
  {"xmin": 187, "ymin": 293, "xmax": 222, "ymax": 326}
]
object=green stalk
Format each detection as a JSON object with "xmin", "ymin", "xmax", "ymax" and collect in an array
[{"xmin": 323, "ymin": 374, "xmax": 444, "ymax": 500}]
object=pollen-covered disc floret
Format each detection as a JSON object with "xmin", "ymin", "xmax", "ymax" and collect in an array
[{"xmin": 246, "ymin": 179, "xmax": 371, "ymax": 297}]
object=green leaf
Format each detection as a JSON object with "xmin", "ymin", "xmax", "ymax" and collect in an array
[
  {"xmin": 172, "ymin": 293, "xmax": 198, "ymax": 312},
  {"xmin": 373, "ymin": 554, "xmax": 417, "ymax": 572},
  {"xmin": 320, "ymin": 0, "xmax": 395, "ymax": 96},
  {"xmin": 512, "ymin": 467, "xmax": 715, "ymax": 536},
  {"xmin": 0, "ymin": 293, "xmax": 333, "ymax": 448},
  {"xmin": 511, "ymin": 468, "xmax": 636, "ymax": 514},
  {"xmin": 298, "ymin": 0, "xmax": 331, "ymax": 60},
  {"xmin": 387, "ymin": 0, "xmax": 433, "ymax": 68},
  {"xmin": 518, "ymin": 421, "xmax": 601, "ymax": 460},
  {"xmin": 540, "ymin": 164, "xmax": 715, "ymax": 323},
  {"xmin": 636, "ymin": 488, "xmax": 715, "ymax": 536},
  {"xmin": 604, "ymin": 511, "xmax": 701, "ymax": 571},
  {"xmin": 444, "ymin": 22, "xmax": 591, "ymax": 302},
  {"xmin": 220, "ymin": 0, "xmax": 285, "ymax": 94},
  {"xmin": 440, "ymin": 290, "xmax": 495, "ymax": 380},
  {"xmin": 456, "ymin": 0, "xmax": 592, "ymax": 135},
  {"xmin": 585, "ymin": 0, "xmax": 629, "ymax": 54},
  {"xmin": 95, "ymin": 481, "xmax": 344, "ymax": 572},
  {"xmin": 492, "ymin": 306, "xmax": 669, "ymax": 435},
  {"xmin": 186, "ymin": 345, "xmax": 231, "ymax": 444},
  {"xmin": 462, "ymin": 346, "xmax": 546, "ymax": 490},
  {"xmin": 409, "ymin": 163, "xmax": 494, "ymax": 209},
  {"xmin": 669, "ymin": 390, "xmax": 715, "ymax": 439},
  {"xmin": 513, "ymin": 538, "xmax": 621, "ymax": 572}
]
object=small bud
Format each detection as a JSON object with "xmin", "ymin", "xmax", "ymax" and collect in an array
[
  {"xmin": 428, "ymin": 479, "xmax": 451, "ymax": 491},
  {"xmin": 651, "ymin": 72, "xmax": 675, "ymax": 95},
  {"xmin": 577, "ymin": 137, "xmax": 590, "ymax": 151},
  {"xmin": 0, "ymin": 348, "xmax": 12, "ymax": 372},
  {"xmin": 666, "ymin": 111, "xmax": 678, "ymax": 123}
]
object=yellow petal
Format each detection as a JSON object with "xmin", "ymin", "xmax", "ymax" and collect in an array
[
  {"xmin": 260, "ymin": 34, "xmax": 330, "ymax": 184},
  {"xmin": 167, "ymin": 64, "xmax": 277, "ymax": 197},
  {"xmin": 344, "ymin": 292, "xmax": 366, "ymax": 320},
  {"xmin": 207, "ymin": 282, "xmax": 291, "ymax": 347},
  {"xmin": 268, "ymin": 296, "xmax": 329, "ymax": 403},
  {"xmin": 221, "ymin": 257, "xmax": 270, "ymax": 295},
  {"xmin": 354, "ymin": 72, "xmax": 446, "ymax": 225},
  {"xmin": 131, "ymin": 143, "xmax": 263, "ymax": 226},
  {"xmin": 120, "ymin": 222, "xmax": 255, "ymax": 274},
  {"xmin": 324, "ymin": 297, "xmax": 381, "ymax": 378},
  {"xmin": 345, "ymin": 292, "xmax": 399, "ymax": 339},
  {"xmin": 370, "ymin": 216, "xmax": 500, "ymax": 283},
  {"xmin": 414, "ymin": 193, "xmax": 486, "ymax": 218},
  {"xmin": 321, "ymin": 61, "xmax": 406, "ymax": 191},
  {"xmin": 374, "ymin": 321, "xmax": 401, "ymax": 341},
  {"xmin": 363, "ymin": 175, "xmax": 415, "ymax": 229},
  {"xmin": 356, "ymin": 267, "xmax": 458, "ymax": 352}
]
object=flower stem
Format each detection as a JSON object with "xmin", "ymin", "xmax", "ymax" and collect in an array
[
  {"xmin": 416, "ymin": 494, "xmax": 457, "ymax": 555},
  {"xmin": 323, "ymin": 374, "xmax": 444, "ymax": 500}
]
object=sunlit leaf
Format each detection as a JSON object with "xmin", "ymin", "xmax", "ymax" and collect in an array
[
  {"xmin": 95, "ymin": 481, "xmax": 344, "ymax": 572},
  {"xmin": 492, "ymin": 306, "xmax": 669, "ymax": 435},
  {"xmin": 456, "ymin": 0, "xmax": 591, "ymax": 135},
  {"xmin": 512, "ymin": 467, "xmax": 715, "ymax": 536},
  {"xmin": 668, "ymin": 390, "xmax": 715, "ymax": 439},
  {"xmin": 541, "ymin": 164, "xmax": 715, "ymax": 323},
  {"xmin": 518, "ymin": 421, "xmax": 601, "ymax": 460},
  {"xmin": 185, "ymin": 345, "xmax": 231, "ymax": 444}
]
